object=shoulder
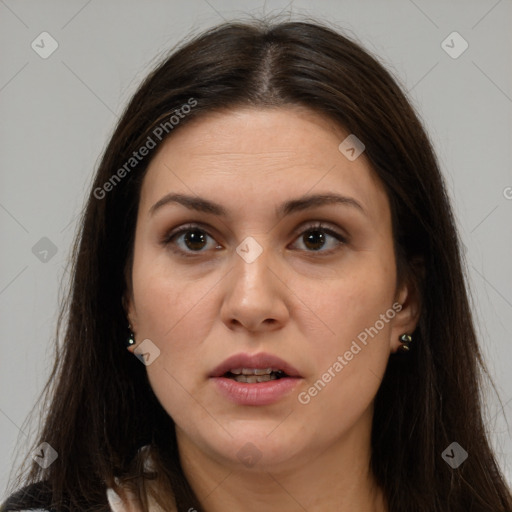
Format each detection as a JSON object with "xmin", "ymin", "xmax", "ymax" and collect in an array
[{"xmin": 1, "ymin": 481, "xmax": 56, "ymax": 512}]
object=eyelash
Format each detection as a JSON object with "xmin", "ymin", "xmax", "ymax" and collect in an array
[{"xmin": 161, "ymin": 222, "xmax": 347, "ymax": 258}]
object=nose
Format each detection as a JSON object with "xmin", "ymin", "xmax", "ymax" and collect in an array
[{"xmin": 219, "ymin": 244, "xmax": 290, "ymax": 333}]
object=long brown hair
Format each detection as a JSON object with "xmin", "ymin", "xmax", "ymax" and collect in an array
[{"xmin": 3, "ymin": 16, "xmax": 511, "ymax": 512}]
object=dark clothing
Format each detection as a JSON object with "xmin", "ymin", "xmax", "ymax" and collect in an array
[{"xmin": 1, "ymin": 481, "xmax": 56, "ymax": 511}]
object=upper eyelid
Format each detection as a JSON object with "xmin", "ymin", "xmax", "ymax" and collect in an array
[
  {"xmin": 291, "ymin": 222, "xmax": 346, "ymax": 238},
  {"xmin": 163, "ymin": 221, "xmax": 347, "ymax": 247},
  {"xmin": 163, "ymin": 222, "xmax": 220, "ymax": 242}
]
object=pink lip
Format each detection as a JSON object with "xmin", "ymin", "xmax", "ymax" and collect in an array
[
  {"xmin": 211, "ymin": 376, "xmax": 301, "ymax": 406},
  {"xmin": 209, "ymin": 352, "xmax": 303, "ymax": 406}
]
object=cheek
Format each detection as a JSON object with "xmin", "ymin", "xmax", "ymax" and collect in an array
[
  {"xmin": 303, "ymin": 248, "xmax": 396, "ymax": 348},
  {"xmin": 132, "ymin": 266, "xmax": 221, "ymax": 428},
  {"xmin": 131, "ymin": 253, "xmax": 223, "ymax": 387},
  {"xmin": 131, "ymin": 235, "xmax": 212, "ymax": 333},
  {"xmin": 295, "ymin": 251, "xmax": 396, "ymax": 412},
  {"xmin": 133, "ymin": 269, "xmax": 215, "ymax": 348}
]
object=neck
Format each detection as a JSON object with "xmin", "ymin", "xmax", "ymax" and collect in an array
[{"xmin": 176, "ymin": 407, "xmax": 387, "ymax": 512}]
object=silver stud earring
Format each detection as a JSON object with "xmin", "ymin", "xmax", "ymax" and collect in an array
[{"xmin": 126, "ymin": 325, "xmax": 136, "ymax": 350}]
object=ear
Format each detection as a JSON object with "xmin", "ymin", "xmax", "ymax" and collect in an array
[
  {"xmin": 122, "ymin": 292, "xmax": 138, "ymax": 335},
  {"xmin": 122, "ymin": 292, "xmax": 139, "ymax": 353},
  {"xmin": 389, "ymin": 278, "xmax": 421, "ymax": 353}
]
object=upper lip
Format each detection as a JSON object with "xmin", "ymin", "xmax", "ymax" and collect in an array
[{"xmin": 209, "ymin": 352, "xmax": 302, "ymax": 378}]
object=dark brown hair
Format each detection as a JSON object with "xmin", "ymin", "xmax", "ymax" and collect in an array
[{"xmin": 3, "ymin": 16, "xmax": 511, "ymax": 512}]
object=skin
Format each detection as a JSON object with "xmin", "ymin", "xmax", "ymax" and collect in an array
[{"xmin": 125, "ymin": 106, "xmax": 420, "ymax": 511}]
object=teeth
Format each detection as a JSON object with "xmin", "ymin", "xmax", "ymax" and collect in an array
[
  {"xmin": 229, "ymin": 368, "xmax": 274, "ymax": 376},
  {"xmin": 232, "ymin": 373, "xmax": 278, "ymax": 383}
]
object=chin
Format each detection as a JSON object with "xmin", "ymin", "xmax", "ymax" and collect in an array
[{"xmin": 206, "ymin": 421, "xmax": 308, "ymax": 470}]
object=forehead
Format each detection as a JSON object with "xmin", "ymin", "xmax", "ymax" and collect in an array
[{"xmin": 139, "ymin": 107, "xmax": 388, "ymax": 223}]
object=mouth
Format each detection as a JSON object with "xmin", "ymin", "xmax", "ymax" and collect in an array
[
  {"xmin": 222, "ymin": 368, "xmax": 289, "ymax": 383},
  {"xmin": 210, "ymin": 352, "xmax": 302, "ymax": 380},
  {"xmin": 209, "ymin": 352, "xmax": 302, "ymax": 406}
]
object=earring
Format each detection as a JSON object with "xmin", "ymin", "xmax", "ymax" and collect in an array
[
  {"xmin": 398, "ymin": 333, "xmax": 412, "ymax": 353},
  {"xmin": 126, "ymin": 325, "xmax": 136, "ymax": 351}
]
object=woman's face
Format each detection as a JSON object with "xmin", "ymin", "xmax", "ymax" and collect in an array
[{"xmin": 126, "ymin": 106, "xmax": 418, "ymax": 472}]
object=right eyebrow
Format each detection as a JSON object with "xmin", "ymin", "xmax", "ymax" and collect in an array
[{"xmin": 149, "ymin": 193, "xmax": 226, "ymax": 217}]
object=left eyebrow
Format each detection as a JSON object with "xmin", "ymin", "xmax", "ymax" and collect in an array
[
  {"xmin": 277, "ymin": 193, "xmax": 367, "ymax": 218},
  {"xmin": 148, "ymin": 192, "xmax": 367, "ymax": 218}
]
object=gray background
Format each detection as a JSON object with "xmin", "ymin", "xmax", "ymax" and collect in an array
[{"xmin": 1, "ymin": 0, "xmax": 511, "ymax": 497}]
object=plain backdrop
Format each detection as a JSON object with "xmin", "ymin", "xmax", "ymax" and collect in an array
[{"xmin": 1, "ymin": 0, "xmax": 511, "ymax": 498}]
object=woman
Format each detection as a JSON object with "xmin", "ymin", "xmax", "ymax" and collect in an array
[{"xmin": 2, "ymin": 17, "xmax": 511, "ymax": 512}]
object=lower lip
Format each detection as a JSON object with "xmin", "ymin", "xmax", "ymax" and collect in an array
[{"xmin": 211, "ymin": 376, "xmax": 302, "ymax": 406}]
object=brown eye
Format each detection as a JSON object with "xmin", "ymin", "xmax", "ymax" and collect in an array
[
  {"xmin": 291, "ymin": 223, "xmax": 346, "ymax": 254},
  {"xmin": 302, "ymin": 229, "xmax": 326, "ymax": 251},
  {"xmin": 163, "ymin": 224, "xmax": 221, "ymax": 256},
  {"xmin": 182, "ymin": 229, "xmax": 208, "ymax": 251}
]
